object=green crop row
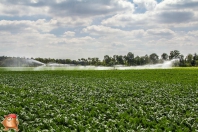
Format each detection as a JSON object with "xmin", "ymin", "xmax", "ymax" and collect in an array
[{"xmin": 0, "ymin": 69, "xmax": 198, "ymax": 131}]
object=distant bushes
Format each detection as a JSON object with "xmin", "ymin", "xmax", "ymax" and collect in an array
[{"xmin": 1, "ymin": 50, "xmax": 198, "ymax": 67}]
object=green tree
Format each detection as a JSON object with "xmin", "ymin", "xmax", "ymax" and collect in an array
[
  {"xmin": 186, "ymin": 54, "xmax": 193, "ymax": 62},
  {"xmin": 81, "ymin": 58, "xmax": 86, "ymax": 65},
  {"xmin": 123, "ymin": 55, "xmax": 127, "ymax": 65},
  {"xmin": 116, "ymin": 55, "xmax": 124, "ymax": 65},
  {"xmin": 88, "ymin": 57, "xmax": 91, "ymax": 65},
  {"xmin": 113, "ymin": 55, "xmax": 117, "ymax": 65},
  {"xmin": 161, "ymin": 53, "xmax": 169, "ymax": 60},
  {"xmin": 126, "ymin": 52, "xmax": 134, "ymax": 66},
  {"xmin": 149, "ymin": 53, "xmax": 159, "ymax": 64},
  {"xmin": 104, "ymin": 55, "xmax": 111, "ymax": 66},
  {"xmin": 169, "ymin": 50, "xmax": 180, "ymax": 60},
  {"xmin": 178, "ymin": 54, "xmax": 185, "ymax": 67},
  {"xmin": 140, "ymin": 56, "xmax": 147, "ymax": 65},
  {"xmin": 144, "ymin": 54, "xmax": 150, "ymax": 64},
  {"xmin": 95, "ymin": 58, "xmax": 100, "ymax": 66},
  {"xmin": 134, "ymin": 56, "xmax": 140, "ymax": 65},
  {"xmin": 192, "ymin": 53, "xmax": 198, "ymax": 66},
  {"xmin": 65, "ymin": 59, "xmax": 71, "ymax": 64}
]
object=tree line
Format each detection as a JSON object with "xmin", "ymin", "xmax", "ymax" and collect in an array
[
  {"xmin": 35, "ymin": 50, "xmax": 198, "ymax": 67},
  {"xmin": 0, "ymin": 50, "xmax": 198, "ymax": 67}
]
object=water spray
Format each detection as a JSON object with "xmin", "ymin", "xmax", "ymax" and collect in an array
[{"xmin": 3, "ymin": 59, "xmax": 179, "ymax": 71}]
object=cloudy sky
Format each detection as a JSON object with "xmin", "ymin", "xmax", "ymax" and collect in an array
[{"xmin": 0, "ymin": 0, "xmax": 198, "ymax": 60}]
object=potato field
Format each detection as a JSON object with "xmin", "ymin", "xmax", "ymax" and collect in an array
[{"xmin": 0, "ymin": 69, "xmax": 198, "ymax": 131}]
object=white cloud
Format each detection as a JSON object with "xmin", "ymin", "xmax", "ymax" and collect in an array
[
  {"xmin": 1, "ymin": 24, "xmax": 197, "ymax": 59},
  {"xmin": 155, "ymin": 0, "xmax": 198, "ymax": 10},
  {"xmin": 46, "ymin": 0, "xmax": 136, "ymax": 23},
  {"xmin": 0, "ymin": 2, "xmax": 49, "ymax": 17},
  {"xmin": 133, "ymin": 0, "xmax": 157, "ymax": 10},
  {"xmin": 82, "ymin": 25, "xmax": 147, "ymax": 41},
  {"xmin": 0, "ymin": 29, "xmax": 98, "ymax": 59},
  {"xmin": 0, "ymin": 0, "xmax": 198, "ymax": 59},
  {"xmin": 0, "ymin": 0, "xmax": 135, "ymax": 18},
  {"xmin": 62, "ymin": 31, "xmax": 75, "ymax": 37},
  {"xmin": 155, "ymin": 10, "xmax": 195, "ymax": 24},
  {"xmin": 146, "ymin": 28, "xmax": 175, "ymax": 36},
  {"xmin": 54, "ymin": 17, "xmax": 92, "ymax": 27},
  {"xmin": 188, "ymin": 30, "xmax": 198, "ymax": 37},
  {"xmin": 101, "ymin": 13, "xmax": 148, "ymax": 27},
  {"xmin": 82, "ymin": 25, "xmax": 126, "ymax": 35},
  {"xmin": 0, "ymin": 19, "xmax": 58, "ymax": 32},
  {"xmin": 102, "ymin": 0, "xmax": 198, "ymax": 28}
]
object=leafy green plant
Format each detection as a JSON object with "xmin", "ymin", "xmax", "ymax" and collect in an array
[{"xmin": 0, "ymin": 69, "xmax": 198, "ymax": 131}]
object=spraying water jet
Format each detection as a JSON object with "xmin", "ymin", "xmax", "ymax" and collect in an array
[{"xmin": 2, "ymin": 59, "xmax": 179, "ymax": 71}]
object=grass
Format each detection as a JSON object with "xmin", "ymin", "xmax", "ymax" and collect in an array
[{"xmin": 0, "ymin": 69, "xmax": 198, "ymax": 131}]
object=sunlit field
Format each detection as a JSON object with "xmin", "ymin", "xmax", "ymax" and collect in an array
[{"xmin": 0, "ymin": 69, "xmax": 198, "ymax": 131}]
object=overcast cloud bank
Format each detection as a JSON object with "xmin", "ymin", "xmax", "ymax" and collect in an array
[{"xmin": 0, "ymin": 0, "xmax": 198, "ymax": 59}]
